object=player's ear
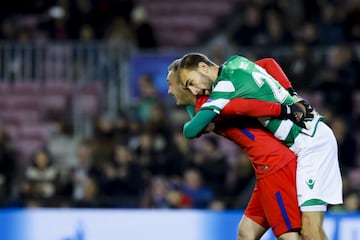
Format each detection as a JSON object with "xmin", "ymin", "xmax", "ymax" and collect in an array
[{"xmin": 198, "ymin": 62, "xmax": 208, "ymax": 73}]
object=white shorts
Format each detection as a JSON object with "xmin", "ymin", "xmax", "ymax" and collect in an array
[{"xmin": 290, "ymin": 121, "xmax": 343, "ymax": 210}]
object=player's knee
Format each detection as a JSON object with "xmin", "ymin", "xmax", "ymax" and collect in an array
[
  {"xmin": 237, "ymin": 225, "xmax": 266, "ymax": 240},
  {"xmin": 237, "ymin": 228, "xmax": 259, "ymax": 240},
  {"xmin": 302, "ymin": 211, "xmax": 324, "ymax": 227},
  {"xmin": 237, "ymin": 216, "xmax": 267, "ymax": 240},
  {"xmin": 301, "ymin": 213, "xmax": 327, "ymax": 240},
  {"xmin": 300, "ymin": 228, "xmax": 327, "ymax": 240}
]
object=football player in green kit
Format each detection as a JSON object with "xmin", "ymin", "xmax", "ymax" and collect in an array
[
  {"xmin": 167, "ymin": 59, "xmax": 302, "ymax": 240},
  {"xmin": 176, "ymin": 53, "xmax": 343, "ymax": 240}
]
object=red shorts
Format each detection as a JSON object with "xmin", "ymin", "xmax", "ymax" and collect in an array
[{"xmin": 244, "ymin": 159, "xmax": 301, "ymax": 237}]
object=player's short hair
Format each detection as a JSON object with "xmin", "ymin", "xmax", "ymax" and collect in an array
[
  {"xmin": 168, "ymin": 58, "xmax": 180, "ymax": 72},
  {"xmin": 179, "ymin": 53, "xmax": 216, "ymax": 70}
]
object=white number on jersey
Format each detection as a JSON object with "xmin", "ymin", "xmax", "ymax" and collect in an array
[{"xmin": 251, "ymin": 67, "xmax": 288, "ymax": 103}]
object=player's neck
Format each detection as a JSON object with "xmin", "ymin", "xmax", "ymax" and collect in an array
[{"xmin": 210, "ymin": 66, "xmax": 221, "ymax": 82}]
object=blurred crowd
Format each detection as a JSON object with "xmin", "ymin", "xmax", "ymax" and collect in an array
[
  {"xmin": 0, "ymin": 0, "xmax": 157, "ymax": 50},
  {"xmin": 0, "ymin": 0, "xmax": 359, "ymax": 212}
]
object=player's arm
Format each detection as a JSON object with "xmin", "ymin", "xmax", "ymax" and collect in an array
[
  {"xmin": 222, "ymin": 98, "xmax": 281, "ymax": 116},
  {"xmin": 184, "ymin": 95, "xmax": 282, "ymax": 138},
  {"xmin": 222, "ymin": 98, "xmax": 310, "ymax": 128},
  {"xmin": 183, "ymin": 109, "xmax": 217, "ymax": 138},
  {"xmin": 255, "ymin": 58, "xmax": 314, "ymax": 118},
  {"xmin": 184, "ymin": 97, "xmax": 301, "ymax": 138},
  {"xmin": 255, "ymin": 58, "xmax": 293, "ymax": 90},
  {"xmin": 186, "ymin": 105, "xmax": 196, "ymax": 118}
]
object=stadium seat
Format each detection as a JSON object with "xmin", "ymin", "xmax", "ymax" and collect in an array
[
  {"xmin": 76, "ymin": 93, "xmax": 99, "ymax": 118},
  {"xmin": 139, "ymin": 0, "xmax": 236, "ymax": 49},
  {"xmin": 0, "ymin": 94, "xmax": 10, "ymax": 110},
  {"xmin": 0, "ymin": 109, "xmax": 40, "ymax": 124},
  {"xmin": 41, "ymin": 93, "xmax": 69, "ymax": 114},
  {"xmin": 2, "ymin": 122, "xmax": 20, "ymax": 140},
  {"xmin": 0, "ymin": 82, "xmax": 10, "ymax": 94},
  {"xmin": 14, "ymin": 138, "xmax": 46, "ymax": 166},
  {"xmin": 7, "ymin": 95, "xmax": 42, "ymax": 111},
  {"xmin": 79, "ymin": 81, "xmax": 104, "ymax": 98},
  {"xmin": 19, "ymin": 122, "xmax": 54, "ymax": 143},
  {"xmin": 43, "ymin": 80, "xmax": 73, "ymax": 98},
  {"xmin": 11, "ymin": 81, "xmax": 42, "ymax": 95}
]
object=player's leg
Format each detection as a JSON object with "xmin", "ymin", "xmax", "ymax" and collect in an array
[
  {"xmin": 258, "ymin": 159, "xmax": 301, "ymax": 239},
  {"xmin": 238, "ymin": 217, "xmax": 301, "ymax": 240},
  {"xmin": 238, "ymin": 184, "xmax": 269, "ymax": 240},
  {"xmin": 277, "ymin": 232, "xmax": 302, "ymax": 240},
  {"xmin": 295, "ymin": 121, "xmax": 343, "ymax": 240},
  {"xmin": 301, "ymin": 211, "xmax": 327, "ymax": 240},
  {"xmin": 239, "ymin": 218, "xmax": 300, "ymax": 240},
  {"xmin": 238, "ymin": 215, "xmax": 268, "ymax": 240}
]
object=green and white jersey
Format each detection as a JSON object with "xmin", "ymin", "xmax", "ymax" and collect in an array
[{"xmin": 201, "ymin": 55, "xmax": 319, "ymax": 147}]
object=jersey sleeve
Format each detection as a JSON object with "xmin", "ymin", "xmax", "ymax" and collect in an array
[
  {"xmin": 183, "ymin": 109, "xmax": 217, "ymax": 138},
  {"xmin": 182, "ymin": 96, "xmax": 217, "ymax": 139},
  {"xmin": 186, "ymin": 105, "xmax": 196, "ymax": 118},
  {"xmin": 221, "ymin": 98, "xmax": 281, "ymax": 117},
  {"xmin": 255, "ymin": 58, "xmax": 293, "ymax": 89}
]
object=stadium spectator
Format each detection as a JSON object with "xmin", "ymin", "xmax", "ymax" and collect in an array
[
  {"xmin": 314, "ymin": 44, "xmax": 358, "ymax": 114},
  {"xmin": 135, "ymin": 73, "xmax": 160, "ymax": 124},
  {"xmin": 91, "ymin": 113, "xmax": 116, "ymax": 166},
  {"xmin": 315, "ymin": 4, "xmax": 345, "ymax": 45},
  {"xmin": 281, "ymin": 41, "xmax": 318, "ymax": 91},
  {"xmin": 230, "ymin": 4, "xmax": 266, "ymax": 47},
  {"xmin": 343, "ymin": 2, "xmax": 360, "ymax": 42},
  {"xmin": 99, "ymin": 143, "xmax": 144, "ymax": 208},
  {"xmin": 165, "ymin": 130, "xmax": 195, "ymax": 178},
  {"xmin": 192, "ymin": 136, "xmax": 230, "ymax": 199},
  {"xmin": 24, "ymin": 149, "xmax": 59, "ymax": 199},
  {"xmin": 47, "ymin": 121, "xmax": 79, "ymax": 182},
  {"xmin": 59, "ymin": 140, "xmax": 101, "ymax": 204},
  {"xmin": 330, "ymin": 116, "xmax": 358, "ymax": 172},
  {"xmin": 130, "ymin": 5, "xmax": 157, "ymax": 49},
  {"xmin": 226, "ymin": 150, "xmax": 255, "ymax": 209},
  {"xmin": 0, "ymin": 123, "xmax": 16, "ymax": 204},
  {"xmin": 178, "ymin": 168, "xmax": 214, "ymax": 209},
  {"xmin": 70, "ymin": 176, "xmax": 100, "ymax": 208}
]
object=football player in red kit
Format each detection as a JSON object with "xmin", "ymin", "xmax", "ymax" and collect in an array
[{"xmin": 167, "ymin": 58, "xmax": 303, "ymax": 239}]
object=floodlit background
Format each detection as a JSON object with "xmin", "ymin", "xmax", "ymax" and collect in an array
[{"xmin": 0, "ymin": 0, "xmax": 359, "ymax": 239}]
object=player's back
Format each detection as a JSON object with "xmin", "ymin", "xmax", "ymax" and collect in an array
[
  {"xmin": 196, "ymin": 96, "xmax": 296, "ymax": 179},
  {"xmin": 214, "ymin": 116, "xmax": 296, "ymax": 179},
  {"xmin": 204, "ymin": 55, "xmax": 306, "ymax": 147},
  {"xmin": 213, "ymin": 55, "xmax": 294, "ymax": 104}
]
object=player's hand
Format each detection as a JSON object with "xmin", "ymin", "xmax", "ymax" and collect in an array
[
  {"xmin": 287, "ymin": 87, "xmax": 298, "ymax": 96},
  {"xmin": 280, "ymin": 102, "xmax": 312, "ymax": 129},
  {"xmin": 297, "ymin": 99, "xmax": 314, "ymax": 121},
  {"xmin": 287, "ymin": 87, "xmax": 314, "ymax": 120},
  {"xmin": 201, "ymin": 122, "xmax": 215, "ymax": 134}
]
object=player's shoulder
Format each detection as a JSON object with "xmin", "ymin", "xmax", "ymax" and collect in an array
[
  {"xmin": 224, "ymin": 55, "xmax": 254, "ymax": 70},
  {"xmin": 226, "ymin": 55, "xmax": 249, "ymax": 63}
]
